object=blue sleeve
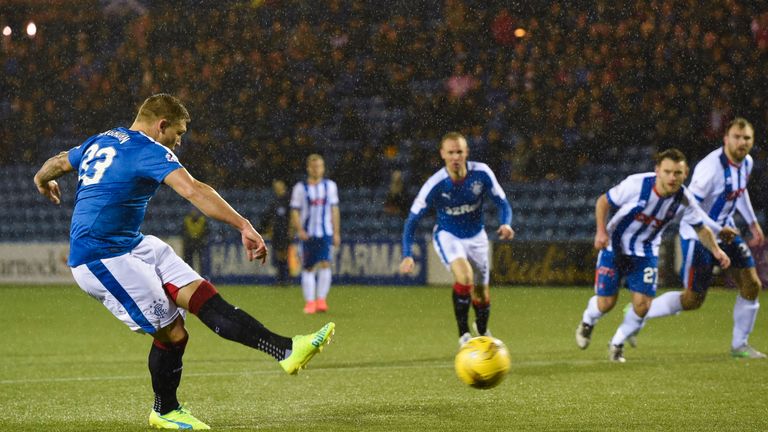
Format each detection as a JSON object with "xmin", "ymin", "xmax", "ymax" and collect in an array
[
  {"xmin": 492, "ymin": 194, "xmax": 512, "ymax": 226},
  {"xmin": 138, "ymin": 144, "xmax": 184, "ymax": 183},
  {"xmin": 402, "ymin": 210, "xmax": 425, "ymax": 258},
  {"xmin": 67, "ymin": 138, "xmax": 95, "ymax": 170}
]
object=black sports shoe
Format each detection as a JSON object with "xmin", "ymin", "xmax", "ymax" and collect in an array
[{"xmin": 609, "ymin": 344, "xmax": 626, "ymax": 363}]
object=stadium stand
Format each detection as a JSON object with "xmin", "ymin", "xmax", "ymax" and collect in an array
[{"xmin": 1, "ymin": 1, "xmax": 766, "ymax": 242}]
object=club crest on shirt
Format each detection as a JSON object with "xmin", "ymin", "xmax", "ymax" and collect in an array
[
  {"xmin": 166, "ymin": 151, "xmax": 179, "ymax": 163},
  {"xmin": 471, "ymin": 181, "xmax": 483, "ymax": 195}
]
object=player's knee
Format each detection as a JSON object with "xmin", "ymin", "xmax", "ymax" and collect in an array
[
  {"xmin": 155, "ymin": 317, "xmax": 189, "ymax": 347},
  {"xmin": 453, "ymin": 282, "xmax": 473, "ymax": 296},
  {"xmin": 742, "ymin": 277, "xmax": 762, "ymax": 301},
  {"xmin": 681, "ymin": 292, "xmax": 705, "ymax": 310},
  {"xmin": 634, "ymin": 302, "xmax": 650, "ymax": 317},
  {"xmin": 597, "ymin": 296, "xmax": 616, "ymax": 313}
]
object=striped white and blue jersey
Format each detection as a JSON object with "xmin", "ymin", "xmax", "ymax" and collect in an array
[
  {"xmin": 290, "ymin": 179, "xmax": 339, "ymax": 238},
  {"xmin": 402, "ymin": 161, "xmax": 512, "ymax": 257},
  {"xmin": 67, "ymin": 127, "xmax": 183, "ymax": 266},
  {"xmin": 605, "ymin": 172, "xmax": 706, "ymax": 257},
  {"xmin": 679, "ymin": 147, "xmax": 757, "ymax": 240}
]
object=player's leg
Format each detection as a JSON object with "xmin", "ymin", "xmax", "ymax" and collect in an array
[
  {"xmin": 147, "ymin": 316, "xmax": 211, "ymax": 430},
  {"xmin": 315, "ymin": 236, "xmax": 334, "ymax": 312},
  {"xmin": 465, "ymin": 231, "xmax": 491, "ymax": 337},
  {"xmin": 301, "ymin": 238, "xmax": 319, "ymax": 314},
  {"xmin": 647, "ymin": 238, "xmax": 712, "ymax": 321},
  {"xmin": 69, "ymin": 246, "xmax": 207, "ymax": 428},
  {"xmin": 576, "ymin": 249, "xmax": 620, "ymax": 349},
  {"xmin": 434, "ymin": 230, "xmax": 474, "ymax": 345},
  {"xmin": 147, "ymin": 235, "xmax": 334, "ymax": 373},
  {"xmin": 608, "ymin": 256, "xmax": 657, "ymax": 362},
  {"xmin": 728, "ymin": 240, "xmax": 765, "ymax": 357},
  {"xmin": 450, "ymin": 258, "xmax": 475, "ymax": 345}
]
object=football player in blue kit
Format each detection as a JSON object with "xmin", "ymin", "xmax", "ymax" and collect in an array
[
  {"xmin": 399, "ymin": 132, "xmax": 514, "ymax": 347},
  {"xmin": 33, "ymin": 94, "xmax": 334, "ymax": 430}
]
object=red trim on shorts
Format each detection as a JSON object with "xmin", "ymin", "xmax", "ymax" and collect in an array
[
  {"xmin": 453, "ymin": 282, "xmax": 473, "ymax": 296},
  {"xmin": 163, "ymin": 283, "xmax": 181, "ymax": 301},
  {"xmin": 188, "ymin": 280, "xmax": 219, "ymax": 314}
]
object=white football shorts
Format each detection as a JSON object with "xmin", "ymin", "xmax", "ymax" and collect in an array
[
  {"xmin": 70, "ymin": 235, "xmax": 201, "ymax": 334},
  {"xmin": 432, "ymin": 228, "xmax": 490, "ymax": 285}
]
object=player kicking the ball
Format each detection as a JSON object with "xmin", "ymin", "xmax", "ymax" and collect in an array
[
  {"xmin": 33, "ymin": 94, "xmax": 334, "ymax": 430},
  {"xmin": 574, "ymin": 148, "xmax": 731, "ymax": 362},
  {"xmin": 399, "ymin": 132, "xmax": 514, "ymax": 347}
]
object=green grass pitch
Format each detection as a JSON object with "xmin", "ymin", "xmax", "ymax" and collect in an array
[{"xmin": 1, "ymin": 284, "xmax": 767, "ymax": 431}]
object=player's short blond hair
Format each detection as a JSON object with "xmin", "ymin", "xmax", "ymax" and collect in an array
[
  {"xmin": 440, "ymin": 131, "xmax": 467, "ymax": 149},
  {"xmin": 135, "ymin": 94, "xmax": 191, "ymax": 125},
  {"xmin": 306, "ymin": 153, "xmax": 324, "ymax": 165}
]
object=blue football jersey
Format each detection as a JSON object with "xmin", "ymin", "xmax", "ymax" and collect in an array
[
  {"xmin": 66, "ymin": 127, "xmax": 183, "ymax": 266},
  {"xmin": 402, "ymin": 161, "xmax": 512, "ymax": 257}
]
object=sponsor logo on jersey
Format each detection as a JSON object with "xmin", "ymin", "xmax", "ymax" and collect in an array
[
  {"xmin": 634, "ymin": 212, "xmax": 664, "ymax": 228},
  {"xmin": 444, "ymin": 201, "xmax": 481, "ymax": 216},
  {"xmin": 726, "ymin": 187, "xmax": 746, "ymax": 201}
]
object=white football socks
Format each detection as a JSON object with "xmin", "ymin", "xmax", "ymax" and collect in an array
[
  {"xmin": 582, "ymin": 295, "xmax": 603, "ymax": 326},
  {"xmin": 732, "ymin": 295, "xmax": 760, "ymax": 349},
  {"xmin": 317, "ymin": 267, "xmax": 332, "ymax": 300},
  {"xmin": 612, "ymin": 306, "xmax": 644, "ymax": 346},
  {"xmin": 645, "ymin": 291, "xmax": 683, "ymax": 319},
  {"xmin": 301, "ymin": 270, "xmax": 317, "ymax": 302}
]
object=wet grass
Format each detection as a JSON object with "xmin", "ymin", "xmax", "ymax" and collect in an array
[{"xmin": 1, "ymin": 284, "xmax": 766, "ymax": 431}]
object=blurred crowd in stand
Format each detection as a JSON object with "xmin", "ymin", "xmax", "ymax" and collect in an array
[{"xmin": 2, "ymin": 0, "xmax": 768, "ymax": 213}]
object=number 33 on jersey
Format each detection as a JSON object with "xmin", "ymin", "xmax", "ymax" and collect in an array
[{"xmin": 66, "ymin": 127, "xmax": 183, "ymax": 267}]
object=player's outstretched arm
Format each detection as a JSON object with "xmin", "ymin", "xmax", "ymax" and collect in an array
[
  {"xmin": 694, "ymin": 225, "xmax": 731, "ymax": 270},
  {"xmin": 33, "ymin": 151, "xmax": 74, "ymax": 205},
  {"xmin": 164, "ymin": 168, "xmax": 267, "ymax": 263}
]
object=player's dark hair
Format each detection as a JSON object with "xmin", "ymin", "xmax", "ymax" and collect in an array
[
  {"xmin": 136, "ymin": 94, "xmax": 191, "ymax": 124},
  {"xmin": 725, "ymin": 117, "xmax": 753, "ymax": 134},
  {"xmin": 440, "ymin": 131, "xmax": 466, "ymax": 149},
  {"xmin": 653, "ymin": 148, "xmax": 687, "ymax": 166}
]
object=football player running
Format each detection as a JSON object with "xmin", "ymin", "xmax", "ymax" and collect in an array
[
  {"xmin": 399, "ymin": 132, "xmax": 514, "ymax": 347},
  {"xmin": 638, "ymin": 118, "xmax": 766, "ymax": 359},
  {"xmin": 575, "ymin": 148, "xmax": 731, "ymax": 362}
]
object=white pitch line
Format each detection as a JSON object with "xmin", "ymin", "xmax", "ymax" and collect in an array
[{"xmin": 0, "ymin": 358, "xmax": 606, "ymax": 385}]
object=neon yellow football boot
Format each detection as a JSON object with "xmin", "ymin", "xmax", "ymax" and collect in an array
[
  {"xmin": 279, "ymin": 322, "xmax": 335, "ymax": 375},
  {"xmin": 149, "ymin": 405, "xmax": 211, "ymax": 430}
]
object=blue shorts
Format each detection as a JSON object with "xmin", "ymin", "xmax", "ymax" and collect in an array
[
  {"xmin": 301, "ymin": 236, "xmax": 333, "ymax": 269},
  {"xmin": 679, "ymin": 235, "xmax": 755, "ymax": 293},
  {"xmin": 594, "ymin": 249, "xmax": 658, "ymax": 297}
]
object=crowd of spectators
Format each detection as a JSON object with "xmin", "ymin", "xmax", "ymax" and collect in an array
[{"xmin": 2, "ymin": 0, "xmax": 768, "ymax": 208}]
